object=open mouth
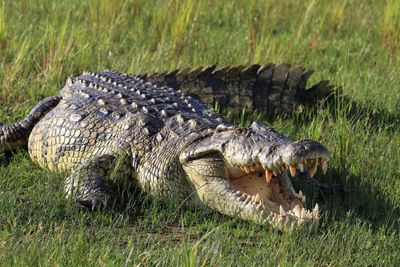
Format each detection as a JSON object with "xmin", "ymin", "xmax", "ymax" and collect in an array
[{"xmin": 225, "ymin": 157, "xmax": 328, "ymax": 225}]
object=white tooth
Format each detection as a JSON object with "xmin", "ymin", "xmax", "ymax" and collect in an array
[
  {"xmin": 298, "ymin": 191, "xmax": 306, "ymax": 203},
  {"xmin": 309, "ymin": 160, "xmax": 318, "ymax": 177},
  {"xmin": 321, "ymin": 159, "xmax": 328, "ymax": 174},
  {"xmin": 273, "ymin": 169, "xmax": 279, "ymax": 176},
  {"xmin": 254, "ymin": 193, "xmax": 261, "ymax": 203},
  {"xmin": 298, "ymin": 163, "xmax": 304, "ymax": 172},
  {"xmin": 293, "ymin": 204, "xmax": 302, "ymax": 217},
  {"xmin": 245, "ymin": 195, "xmax": 252, "ymax": 203},
  {"xmin": 279, "ymin": 205, "xmax": 286, "ymax": 216},
  {"xmin": 313, "ymin": 203, "xmax": 320, "ymax": 218},
  {"xmin": 301, "ymin": 208, "xmax": 307, "ymax": 219},
  {"xmin": 289, "ymin": 165, "xmax": 297, "ymax": 177},
  {"xmin": 265, "ymin": 170, "xmax": 273, "ymax": 183},
  {"xmin": 235, "ymin": 190, "xmax": 242, "ymax": 196},
  {"xmin": 244, "ymin": 166, "xmax": 251, "ymax": 174}
]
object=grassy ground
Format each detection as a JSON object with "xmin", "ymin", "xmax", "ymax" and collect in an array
[{"xmin": 0, "ymin": 0, "xmax": 399, "ymax": 265}]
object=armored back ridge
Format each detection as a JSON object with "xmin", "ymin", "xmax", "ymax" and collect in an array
[
  {"xmin": 139, "ymin": 63, "xmax": 333, "ymax": 115},
  {"xmin": 0, "ymin": 64, "xmax": 330, "ymax": 228}
]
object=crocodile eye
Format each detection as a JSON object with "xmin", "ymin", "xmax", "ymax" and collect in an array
[{"xmin": 235, "ymin": 128, "xmax": 247, "ymax": 135}]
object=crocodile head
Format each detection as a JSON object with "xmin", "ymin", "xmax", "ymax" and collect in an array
[{"xmin": 180, "ymin": 121, "xmax": 328, "ymax": 228}]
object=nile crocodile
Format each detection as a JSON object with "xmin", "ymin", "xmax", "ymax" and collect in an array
[{"xmin": 0, "ymin": 65, "xmax": 329, "ymax": 228}]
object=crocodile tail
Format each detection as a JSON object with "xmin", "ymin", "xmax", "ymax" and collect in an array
[
  {"xmin": 0, "ymin": 95, "xmax": 61, "ymax": 153},
  {"xmin": 139, "ymin": 63, "xmax": 334, "ymax": 115}
]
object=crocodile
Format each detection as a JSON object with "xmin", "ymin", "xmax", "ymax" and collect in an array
[{"xmin": 0, "ymin": 65, "xmax": 329, "ymax": 228}]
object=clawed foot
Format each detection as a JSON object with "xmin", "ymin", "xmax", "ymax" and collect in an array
[{"xmin": 77, "ymin": 192, "xmax": 121, "ymax": 212}]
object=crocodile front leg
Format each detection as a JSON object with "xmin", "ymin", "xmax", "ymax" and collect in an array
[
  {"xmin": 64, "ymin": 154, "xmax": 131, "ymax": 210},
  {"xmin": 0, "ymin": 96, "xmax": 61, "ymax": 153}
]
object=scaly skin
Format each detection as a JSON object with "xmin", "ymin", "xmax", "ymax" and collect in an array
[
  {"xmin": 0, "ymin": 67, "xmax": 329, "ymax": 228},
  {"xmin": 139, "ymin": 63, "xmax": 333, "ymax": 115},
  {"xmin": 0, "ymin": 96, "xmax": 61, "ymax": 153}
]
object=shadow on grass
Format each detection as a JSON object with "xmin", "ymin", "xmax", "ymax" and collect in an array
[
  {"xmin": 293, "ymin": 93, "xmax": 399, "ymax": 132},
  {"xmin": 0, "ymin": 150, "xmax": 17, "ymax": 167},
  {"xmin": 294, "ymin": 168, "xmax": 399, "ymax": 232}
]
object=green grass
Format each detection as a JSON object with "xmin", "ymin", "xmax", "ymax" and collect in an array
[{"xmin": 0, "ymin": 0, "xmax": 399, "ymax": 265}]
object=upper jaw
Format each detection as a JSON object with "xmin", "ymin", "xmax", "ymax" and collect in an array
[
  {"xmin": 258, "ymin": 140, "xmax": 329, "ymax": 172},
  {"xmin": 227, "ymin": 139, "xmax": 329, "ymax": 183}
]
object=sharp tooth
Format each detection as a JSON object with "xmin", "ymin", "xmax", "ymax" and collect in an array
[
  {"xmin": 245, "ymin": 195, "xmax": 252, "ymax": 203},
  {"xmin": 289, "ymin": 165, "xmax": 297, "ymax": 177},
  {"xmin": 301, "ymin": 208, "xmax": 307, "ymax": 219},
  {"xmin": 321, "ymin": 159, "xmax": 328, "ymax": 174},
  {"xmin": 279, "ymin": 205, "xmax": 286, "ymax": 216},
  {"xmin": 265, "ymin": 170, "xmax": 273, "ymax": 183},
  {"xmin": 299, "ymin": 190, "xmax": 306, "ymax": 203},
  {"xmin": 298, "ymin": 163, "xmax": 304, "ymax": 172},
  {"xmin": 235, "ymin": 191, "xmax": 242, "ymax": 196},
  {"xmin": 293, "ymin": 204, "xmax": 302, "ymax": 217},
  {"xmin": 254, "ymin": 193, "xmax": 261, "ymax": 203},
  {"xmin": 313, "ymin": 203, "xmax": 320, "ymax": 218},
  {"xmin": 309, "ymin": 160, "xmax": 318, "ymax": 177},
  {"xmin": 244, "ymin": 166, "xmax": 251, "ymax": 174},
  {"xmin": 273, "ymin": 169, "xmax": 279, "ymax": 176}
]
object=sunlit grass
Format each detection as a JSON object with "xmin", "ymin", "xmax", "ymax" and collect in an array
[
  {"xmin": 0, "ymin": 0, "xmax": 399, "ymax": 265},
  {"xmin": 382, "ymin": 0, "xmax": 400, "ymax": 50}
]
